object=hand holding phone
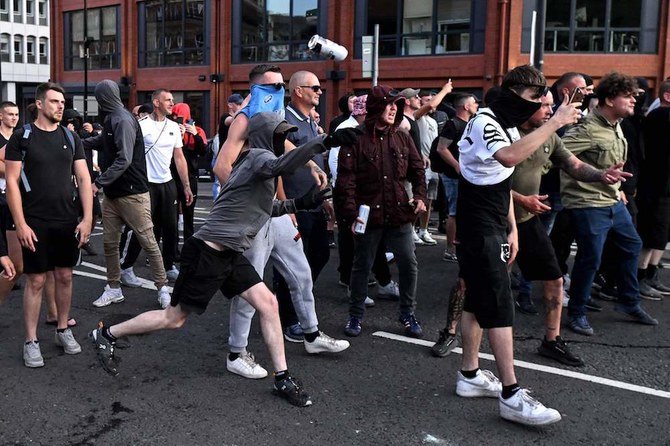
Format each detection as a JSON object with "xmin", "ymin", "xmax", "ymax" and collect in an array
[{"xmin": 569, "ymin": 87, "xmax": 584, "ymax": 104}]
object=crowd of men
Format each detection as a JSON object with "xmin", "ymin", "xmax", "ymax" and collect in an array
[{"xmin": 0, "ymin": 62, "xmax": 667, "ymax": 426}]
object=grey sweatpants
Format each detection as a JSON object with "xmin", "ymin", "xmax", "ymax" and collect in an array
[{"xmin": 228, "ymin": 214, "xmax": 319, "ymax": 353}]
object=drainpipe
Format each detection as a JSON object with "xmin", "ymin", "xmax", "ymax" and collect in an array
[{"xmin": 496, "ymin": 0, "xmax": 509, "ymax": 84}]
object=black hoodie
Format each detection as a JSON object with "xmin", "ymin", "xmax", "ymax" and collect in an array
[{"xmin": 83, "ymin": 80, "xmax": 149, "ymax": 199}]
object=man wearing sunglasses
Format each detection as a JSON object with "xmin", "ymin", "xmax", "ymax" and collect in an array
[{"xmin": 454, "ymin": 65, "xmax": 581, "ymax": 426}]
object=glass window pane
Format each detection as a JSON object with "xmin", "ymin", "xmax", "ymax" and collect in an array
[
  {"xmin": 369, "ymin": 0, "xmax": 398, "ymax": 35},
  {"xmin": 241, "ymin": 0, "xmax": 264, "ymax": 62},
  {"xmin": 546, "ymin": 0, "xmax": 570, "ymax": 27},
  {"xmin": 611, "ymin": 0, "xmax": 641, "ymax": 28},
  {"xmin": 544, "ymin": 29, "xmax": 570, "ymax": 51},
  {"xmin": 575, "ymin": 0, "xmax": 605, "ymax": 28},
  {"xmin": 291, "ymin": 0, "xmax": 317, "ymax": 41},
  {"xmin": 609, "ymin": 31, "xmax": 639, "ymax": 52},
  {"xmin": 574, "ymin": 30, "xmax": 605, "ymax": 51},
  {"xmin": 402, "ymin": 0, "xmax": 432, "ymax": 34},
  {"xmin": 267, "ymin": 0, "xmax": 290, "ymax": 44}
]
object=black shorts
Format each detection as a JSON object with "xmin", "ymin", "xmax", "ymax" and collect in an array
[
  {"xmin": 171, "ymin": 237, "xmax": 262, "ymax": 314},
  {"xmin": 515, "ymin": 217, "xmax": 562, "ymax": 281},
  {"xmin": 637, "ymin": 196, "xmax": 670, "ymax": 250},
  {"xmin": 457, "ymin": 233, "xmax": 513, "ymax": 329},
  {"xmin": 0, "ymin": 194, "xmax": 15, "ymax": 232},
  {"xmin": 23, "ymin": 219, "xmax": 81, "ymax": 274}
]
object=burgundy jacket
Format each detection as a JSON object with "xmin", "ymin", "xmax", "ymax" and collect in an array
[{"xmin": 336, "ymin": 126, "xmax": 426, "ymax": 228}]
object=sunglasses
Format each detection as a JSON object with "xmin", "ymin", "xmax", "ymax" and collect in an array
[
  {"xmin": 300, "ymin": 85, "xmax": 322, "ymax": 93},
  {"xmin": 514, "ymin": 83, "xmax": 550, "ymax": 97},
  {"xmin": 259, "ymin": 82, "xmax": 286, "ymax": 90}
]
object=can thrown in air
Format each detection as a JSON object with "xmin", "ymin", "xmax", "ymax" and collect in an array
[{"xmin": 354, "ymin": 205, "xmax": 370, "ymax": 234}]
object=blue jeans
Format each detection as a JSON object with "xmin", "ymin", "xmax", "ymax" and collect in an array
[{"xmin": 568, "ymin": 201, "xmax": 642, "ymax": 318}]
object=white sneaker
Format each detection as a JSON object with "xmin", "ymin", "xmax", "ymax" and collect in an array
[
  {"xmin": 120, "ymin": 267, "xmax": 143, "ymax": 288},
  {"xmin": 92, "ymin": 285, "xmax": 125, "ymax": 307},
  {"xmin": 365, "ymin": 296, "xmax": 375, "ymax": 307},
  {"xmin": 158, "ymin": 286, "xmax": 171, "ymax": 309},
  {"xmin": 23, "ymin": 341, "xmax": 44, "ymax": 368},
  {"xmin": 377, "ymin": 280, "xmax": 400, "ymax": 298},
  {"xmin": 419, "ymin": 231, "xmax": 438, "ymax": 246},
  {"xmin": 54, "ymin": 328, "xmax": 82, "ymax": 354},
  {"xmin": 412, "ymin": 231, "xmax": 425, "ymax": 245},
  {"xmin": 304, "ymin": 332, "xmax": 350, "ymax": 354},
  {"xmin": 563, "ymin": 274, "xmax": 571, "ymax": 291},
  {"xmin": 499, "ymin": 389, "xmax": 562, "ymax": 426},
  {"xmin": 226, "ymin": 351, "xmax": 268, "ymax": 379},
  {"xmin": 456, "ymin": 369, "xmax": 502, "ymax": 398},
  {"xmin": 166, "ymin": 266, "xmax": 180, "ymax": 281},
  {"xmin": 385, "ymin": 252, "xmax": 395, "ymax": 263}
]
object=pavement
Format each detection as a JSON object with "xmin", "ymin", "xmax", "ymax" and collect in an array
[{"xmin": 0, "ymin": 181, "xmax": 668, "ymax": 445}]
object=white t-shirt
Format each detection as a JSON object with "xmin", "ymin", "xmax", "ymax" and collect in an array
[
  {"xmin": 458, "ymin": 108, "xmax": 518, "ymax": 185},
  {"xmin": 139, "ymin": 116, "xmax": 183, "ymax": 184}
]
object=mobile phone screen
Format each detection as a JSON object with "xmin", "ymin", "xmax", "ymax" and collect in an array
[
  {"xmin": 176, "ymin": 116, "xmax": 184, "ymax": 125},
  {"xmin": 186, "ymin": 119, "xmax": 195, "ymax": 125},
  {"xmin": 570, "ymin": 87, "xmax": 584, "ymax": 104}
]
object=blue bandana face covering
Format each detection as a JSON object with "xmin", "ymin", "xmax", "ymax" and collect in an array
[{"xmin": 239, "ymin": 84, "xmax": 286, "ymax": 119}]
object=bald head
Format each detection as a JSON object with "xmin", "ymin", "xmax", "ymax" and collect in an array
[{"xmin": 288, "ymin": 70, "xmax": 322, "ymax": 113}]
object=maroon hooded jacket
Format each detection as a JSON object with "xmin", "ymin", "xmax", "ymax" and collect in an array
[{"xmin": 335, "ymin": 85, "xmax": 426, "ymax": 228}]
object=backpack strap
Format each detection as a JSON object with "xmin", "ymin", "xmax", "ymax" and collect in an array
[
  {"xmin": 60, "ymin": 125, "xmax": 76, "ymax": 157},
  {"xmin": 20, "ymin": 124, "xmax": 32, "ymax": 193}
]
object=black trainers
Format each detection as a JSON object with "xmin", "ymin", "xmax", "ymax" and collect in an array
[
  {"xmin": 272, "ymin": 375, "xmax": 312, "ymax": 407},
  {"xmin": 399, "ymin": 314, "xmax": 423, "ymax": 338},
  {"xmin": 585, "ymin": 299, "xmax": 603, "ymax": 312},
  {"xmin": 595, "ymin": 286, "xmax": 618, "ymax": 301},
  {"xmin": 515, "ymin": 293, "xmax": 538, "ymax": 315},
  {"xmin": 89, "ymin": 322, "xmax": 120, "ymax": 376},
  {"xmin": 431, "ymin": 330, "xmax": 459, "ymax": 357},
  {"xmin": 537, "ymin": 336, "xmax": 584, "ymax": 367}
]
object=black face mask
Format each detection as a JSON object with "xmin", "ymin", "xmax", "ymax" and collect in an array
[
  {"xmin": 488, "ymin": 88, "xmax": 542, "ymax": 128},
  {"xmin": 273, "ymin": 132, "xmax": 287, "ymax": 157}
]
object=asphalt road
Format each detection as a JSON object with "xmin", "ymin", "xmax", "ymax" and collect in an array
[{"xmin": 1, "ymin": 181, "xmax": 669, "ymax": 445}]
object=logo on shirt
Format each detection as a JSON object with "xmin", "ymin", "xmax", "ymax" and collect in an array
[
  {"xmin": 264, "ymin": 94, "xmax": 273, "ymax": 104},
  {"xmin": 483, "ymin": 123, "xmax": 507, "ymax": 151},
  {"xmin": 500, "ymin": 243, "xmax": 511, "ymax": 263}
]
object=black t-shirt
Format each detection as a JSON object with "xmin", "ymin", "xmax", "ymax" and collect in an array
[
  {"xmin": 641, "ymin": 107, "xmax": 670, "ymax": 197},
  {"xmin": 404, "ymin": 115, "xmax": 422, "ymax": 156},
  {"xmin": 0, "ymin": 133, "xmax": 8, "ymax": 147},
  {"xmin": 6, "ymin": 124, "xmax": 86, "ymax": 223},
  {"xmin": 439, "ymin": 117, "xmax": 468, "ymax": 179}
]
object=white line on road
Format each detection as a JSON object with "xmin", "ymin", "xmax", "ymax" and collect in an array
[
  {"xmin": 76, "ymin": 262, "xmax": 173, "ymax": 292},
  {"xmin": 372, "ymin": 331, "xmax": 670, "ymax": 400}
]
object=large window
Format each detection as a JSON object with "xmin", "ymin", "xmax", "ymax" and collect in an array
[
  {"xmin": 64, "ymin": 6, "xmax": 120, "ymax": 70},
  {"xmin": 354, "ymin": 0, "xmax": 486, "ymax": 57},
  {"xmin": 1, "ymin": 0, "xmax": 9, "ymax": 21},
  {"xmin": 38, "ymin": 0, "xmax": 46, "ymax": 25},
  {"xmin": 522, "ymin": 0, "xmax": 659, "ymax": 53},
  {"xmin": 39, "ymin": 36, "xmax": 47, "ymax": 64},
  {"xmin": 12, "ymin": 0, "xmax": 21, "ymax": 22},
  {"xmin": 13, "ymin": 34, "xmax": 23, "ymax": 62},
  {"xmin": 0, "ymin": 33, "xmax": 9, "ymax": 61},
  {"xmin": 138, "ymin": 0, "xmax": 208, "ymax": 67},
  {"xmin": 26, "ymin": 0, "xmax": 34, "ymax": 24},
  {"xmin": 232, "ymin": 0, "xmax": 325, "ymax": 63},
  {"xmin": 26, "ymin": 35, "xmax": 36, "ymax": 63}
]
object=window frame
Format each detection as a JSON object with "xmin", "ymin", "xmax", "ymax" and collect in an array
[
  {"xmin": 137, "ymin": 0, "xmax": 210, "ymax": 68},
  {"xmin": 13, "ymin": 34, "xmax": 23, "ymax": 62},
  {"xmin": 231, "ymin": 0, "xmax": 327, "ymax": 64},
  {"xmin": 63, "ymin": 5, "xmax": 121, "ymax": 71},
  {"xmin": 39, "ymin": 36, "xmax": 47, "ymax": 64}
]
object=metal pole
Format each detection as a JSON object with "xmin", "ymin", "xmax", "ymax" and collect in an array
[
  {"xmin": 83, "ymin": 0, "xmax": 88, "ymax": 121},
  {"xmin": 529, "ymin": 10, "xmax": 536, "ymax": 67},
  {"xmin": 533, "ymin": 0, "xmax": 546, "ymax": 72},
  {"xmin": 373, "ymin": 24, "xmax": 379, "ymax": 87}
]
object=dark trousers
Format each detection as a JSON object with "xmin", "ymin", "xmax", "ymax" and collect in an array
[
  {"xmin": 337, "ymin": 218, "xmax": 391, "ymax": 286},
  {"xmin": 550, "ymin": 209, "xmax": 575, "ymax": 276},
  {"xmin": 275, "ymin": 211, "xmax": 330, "ymax": 328},
  {"xmin": 176, "ymin": 174, "xmax": 198, "ymax": 242},
  {"xmin": 120, "ymin": 180, "xmax": 178, "ymax": 271}
]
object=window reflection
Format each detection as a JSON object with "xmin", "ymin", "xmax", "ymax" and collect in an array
[{"xmin": 65, "ymin": 6, "xmax": 119, "ymax": 70}]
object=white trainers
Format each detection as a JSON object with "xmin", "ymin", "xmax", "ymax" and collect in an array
[
  {"xmin": 377, "ymin": 280, "xmax": 400, "ymax": 298},
  {"xmin": 499, "ymin": 389, "xmax": 562, "ymax": 426},
  {"xmin": 364, "ymin": 296, "xmax": 375, "ymax": 307},
  {"xmin": 166, "ymin": 266, "xmax": 180, "ymax": 281},
  {"xmin": 92, "ymin": 285, "xmax": 125, "ymax": 307},
  {"xmin": 23, "ymin": 341, "xmax": 44, "ymax": 368},
  {"xmin": 412, "ymin": 231, "xmax": 425, "ymax": 245},
  {"xmin": 304, "ymin": 332, "xmax": 350, "ymax": 354},
  {"xmin": 562, "ymin": 289, "xmax": 570, "ymax": 308},
  {"xmin": 120, "ymin": 267, "xmax": 143, "ymax": 287},
  {"xmin": 418, "ymin": 231, "xmax": 438, "ymax": 246},
  {"xmin": 227, "ymin": 351, "xmax": 268, "ymax": 379},
  {"xmin": 54, "ymin": 328, "xmax": 82, "ymax": 354},
  {"xmin": 158, "ymin": 286, "xmax": 171, "ymax": 309},
  {"xmin": 385, "ymin": 252, "xmax": 395, "ymax": 263},
  {"xmin": 456, "ymin": 369, "xmax": 502, "ymax": 398}
]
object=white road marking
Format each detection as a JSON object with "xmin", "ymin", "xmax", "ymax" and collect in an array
[
  {"xmin": 373, "ymin": 331, "xmax": 670, "ymax": 399},
  {"xmin": 76, "ymin": 262, "xmax": 173, "ymax": 292}
]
